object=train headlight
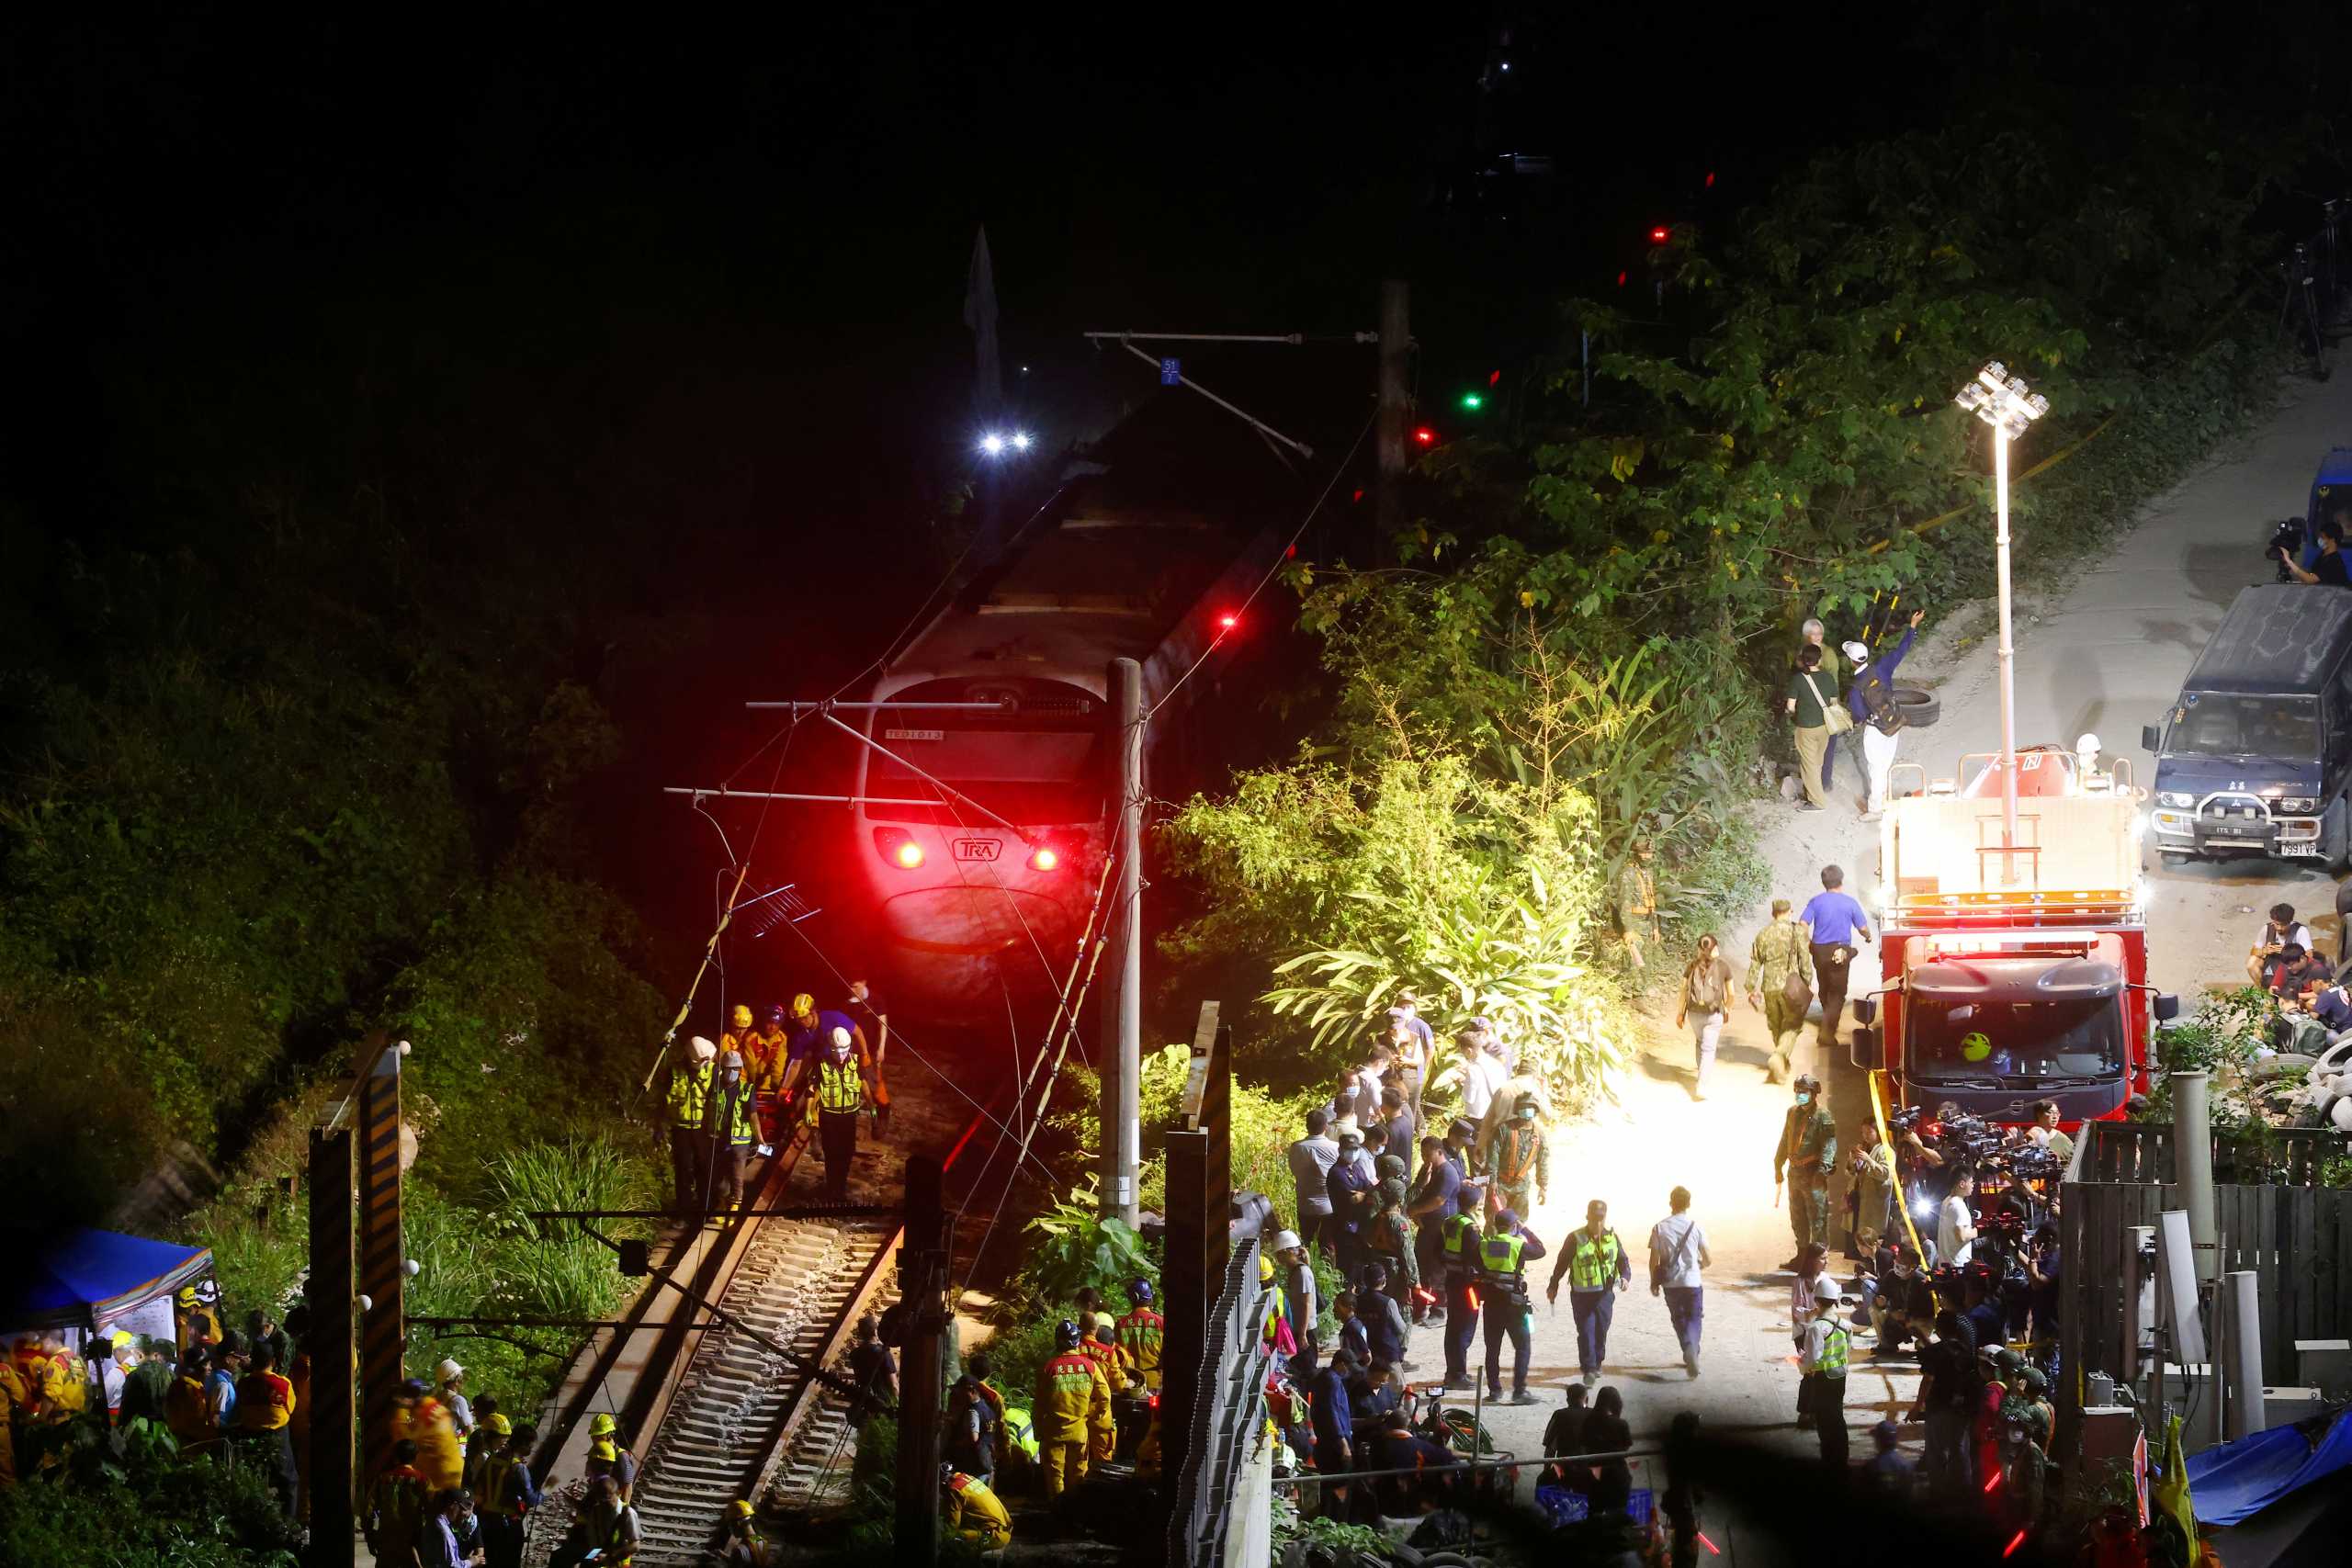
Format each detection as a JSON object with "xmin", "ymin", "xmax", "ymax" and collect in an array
[
  {"xmin": 873, "ymin": 828, "xmax": 925, "ymax": 870},
  {"xmin": 1028, "ymin": 845, "xmax": 1061, "ymax": 872}
]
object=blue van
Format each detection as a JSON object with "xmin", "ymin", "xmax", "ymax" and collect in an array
[{"xmin": 2143, "ymin": 583, "xmax": 2352, "ymax": 869}]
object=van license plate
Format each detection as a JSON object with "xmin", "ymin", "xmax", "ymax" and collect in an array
[{"xmin": 2282, "ymin": 842, "xmax": 2321, "ymax": 857}]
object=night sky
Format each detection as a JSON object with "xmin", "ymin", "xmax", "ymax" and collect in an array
[{"xmin": 3, "ymin": 3, "xmax": 2335, "ymax": 978}]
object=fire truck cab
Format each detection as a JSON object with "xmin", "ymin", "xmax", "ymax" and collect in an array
[{"xmin": 1849, "ymin": 743, "xmax": 2180, "ymax": 1127}]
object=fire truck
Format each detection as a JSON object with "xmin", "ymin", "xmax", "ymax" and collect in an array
[{"xmin": 1849, "ymin": 743, "xmax": 2179, "ymax": 1126}]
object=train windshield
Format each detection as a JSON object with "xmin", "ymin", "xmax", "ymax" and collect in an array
[
  {"xmin": 1906, "ymin": 994, "xmax": 2125, "ymax": 1084},
  {"xmin": 864, "ymin": 678, "xmax": 1105, "ymax": 826}
]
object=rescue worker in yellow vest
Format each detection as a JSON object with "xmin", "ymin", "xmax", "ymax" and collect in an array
[
  {"xmin": 720, "ymin": 1004, "xmax": 758, "ymax": 1070},
  {"xmin": 1799, "ymin": 1280, "xmax": 1851, "ymax": 1467},
  {"xmin": 1033, "ymin": 1320, "xmax": 1110, "ymax": 1499},
  {"xmin": 666, "ymin": 1036, "xmax": 717, "ymax": 1213},
  {"xmin": 716, "ymin": 1497, "xmax": 774, "ymax": 1566},
  {"xmin": 554, "ymin": 1472, "xmax": 639, "ymax": 1568},
  {"xmin": 804, "ymin": 1027, "xmax": 874, "ymax": 1204},
  {"xmin": 1438, "ymin": 1177, "xmax": 1488, "ymax": 1392},
  {"xmin": 365, "ymin": 1438, "xmax": 431, "ymax": 1568},
  {"xmin": 476, "ymin": 1419, "xmax": 542, "ymax": 1568},
  {"xmin": 744, "ymin": 1004, "xmax": 793, "ymax": 1144},
  {"xmin": 943, "ymin": 1461, "xmax": 1013, "ymax": 1548},
  {"xmin": 1545, "ymin": 1199, "xmax": 1633, "ymax": 1388},
  {"xmin": 707, "ymin": 1050, "xmax": 760, "ymax": 1213},
  {"xmin": 1476, "ymin": 1208, "xmax": 1550, "ymax": 1404},
  {"xmin": 1115, "ymin": 1278, "xmax": 1164, "ymax": 1393}
]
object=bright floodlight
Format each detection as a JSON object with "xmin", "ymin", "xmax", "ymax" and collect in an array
[
  {"xmin": 978, "ymin": 433, "xmax": 1006, "ymax": 456},
  {"xmin": 1952, "ymin": 360, "xmax": 2049, "ymax": 440},
  {"xmin": 1011, "ymin": 431, "xmax": 1032, "ymax": 451}
]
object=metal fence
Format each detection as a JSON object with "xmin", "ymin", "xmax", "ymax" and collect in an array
[
  {"xmin": 2061, "ymin": 1178, "xmax": 2352, "ymax": 1395},
  {"xmin": 1168, "ymin": 1235, "xmax": 1275, "ymax": 1568},
  {"xmin": 2075, "ymin": 1121, "xmax": 2337, "ymax": 1187}
]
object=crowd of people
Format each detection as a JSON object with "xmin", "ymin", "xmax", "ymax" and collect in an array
[{"xmin": 663, "ymin": 985, "xmax": 891, "ymax": 1213}]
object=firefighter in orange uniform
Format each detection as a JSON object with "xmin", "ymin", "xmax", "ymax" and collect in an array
[
  {"xmin": 1032, "ymin": 1319, "xmax": 1110, "ymax": 1498},
  {"xmin": 1115, "ymin": 1279, "xmax": 1164, "ymax": 1393}
]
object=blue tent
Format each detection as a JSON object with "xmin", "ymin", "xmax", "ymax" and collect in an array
[
  {"xmin": 2186, "ymin": 1408, "xmax": 2352, "ymax": 1527},
  {"xmin": 0, "ymin": 1227, "xmax": 214, "ymax": 1334}
]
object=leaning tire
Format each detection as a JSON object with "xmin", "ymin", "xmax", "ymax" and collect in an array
[
  {"xmin": 1890, "ymin": 685, "xmax": 1939, "ymax": 728},
  {"xmin": 2323, "ymin": 797, "xmax": 2349, "ymax": 874}
]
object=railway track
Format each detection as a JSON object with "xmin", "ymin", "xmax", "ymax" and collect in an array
[{"xmin": 524, "ymin": 1084, "xmax": 987, "ymax": 1566}]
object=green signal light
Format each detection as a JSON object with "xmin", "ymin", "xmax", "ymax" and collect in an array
[{"xmin": 1460, "ymin": 391, "xmax": 1485, "ymax": 411}]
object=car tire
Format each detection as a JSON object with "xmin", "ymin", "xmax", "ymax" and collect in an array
[
  {"xmin": 2324, "ymin": 798, "xmax": 2349, "ymax": 874},
  {"xmin": 1891, "ymin": 686, "xmax": 1939, "ymax": 728}
]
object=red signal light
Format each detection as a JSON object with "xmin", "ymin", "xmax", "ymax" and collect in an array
[
  {"xmin": 1488, "ymin": 369, "xmax": 1501, "ymax": 387},
  {"xmin": 1649, "ymin": 225, "xmax": 1669, "ymax": 243},
  {"xmin": 1218, "ymin": 612, "xmax": 1238, "ymax": 630},
  {"xmin": 1617, "ymin": 270, "xmax": 1628, "ymax": 288},
  {"xmin": 1704, "ymin": 171, "xmax": 1716, "ymax": 189},
  {"xmin": 1028, "ymin": 845, "xmax": 1059, "ymax": 872},
  {"xmin": 1412, "ymin": 426, "xmax": 1436, "ymax": 446}
]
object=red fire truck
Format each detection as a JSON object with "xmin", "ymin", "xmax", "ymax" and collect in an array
[{"xmin": 1849, "ymin": 743, "xmax": 2178, "ymax": 1126}]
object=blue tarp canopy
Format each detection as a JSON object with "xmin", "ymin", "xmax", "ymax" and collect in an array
[
  {"xmin": 2185, "ymin": 1407, "xmax": 2352, "ymax": 1527},
  {"xmin": 0, "ymin": 1227, "xmax": 213, "ymax": 1333}
]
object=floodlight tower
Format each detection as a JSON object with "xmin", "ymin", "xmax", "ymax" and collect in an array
[{"xmin": 1952, "ymin": 362, "xmax": 2050, "ymax": 873}]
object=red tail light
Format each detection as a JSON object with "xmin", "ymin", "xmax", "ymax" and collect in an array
[
  {"xmin": 1028, "ymin": 845, "xmax": 1060, "ymax": 872},
  {"xmin": 873, "ymin": 828, "xmax": 925, "ymax": 869}
]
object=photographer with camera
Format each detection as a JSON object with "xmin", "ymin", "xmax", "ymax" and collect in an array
[
  {"xmin": 1847, "ymin": 1121, "xmax": 1898, "ymax": 1258},
  {"xmin": 2278, "ymin": 517, "xmax": 2351, "ymax": 586}
]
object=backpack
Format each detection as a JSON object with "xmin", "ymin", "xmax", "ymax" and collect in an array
[{"xmin": 1858, "ymin": 671, "xmax": 1907, "ymax": 735}]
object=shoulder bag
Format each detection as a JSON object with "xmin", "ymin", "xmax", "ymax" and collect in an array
[{"xmin": 1804, "ymin": 671, "xmax": 1854, "ymax": 735}]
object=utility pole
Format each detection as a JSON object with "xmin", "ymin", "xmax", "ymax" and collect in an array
[
  {"xmin": 1374, "ymin": 279, "xmax": 1410, "ymax": 567},
  {"xmin": 1100, "ymin": 658, "xmax": 1144, "ymax": 1226},
  {"xmin": 894, "ymin": 1156, "xmax": 946, "ymax": 1565},
  {"xmin": 307, "ymin": 1122, "xmax": 356, "ymax": 1568}
]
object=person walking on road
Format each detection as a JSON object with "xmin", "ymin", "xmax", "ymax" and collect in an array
[
  {"xmin": 1846, "ymin": 608, "xmax": 1927, "ymax": 818},
  {"xmin": 1648, "ymin": 1187, "xmax": 1712, "ymax": 1378},
  {"xmin": 1787, "ymin": 646, "xmax": 1841, "ymax": 812},
  {"xmin": 1774, "ymin": 1076, "xmax": 1838, "ymax": 1265},
  {"xmin": 1799, "ymin": 865, "xmax": 1871, "ymax": 1054},
  {"xmin": 1476, "ymin": 1208, "xmax": 1547, "ymax": 1404},
  {"xmin": 1674, "ymin": 935, "xmax": 1736, "ymax": 1100},
  {"xmin": 1616, "ymin": 838, "xmax": 1662, "ymax": 971},
  {"xmin": 1747, "ymin": 899, "xmax": 1815, "ymax": 1085},
  {"xmin": 1801, "ymin": 617, "xmax": 1843, "ymax": 795},
  {"xmin": 803, "ymin": 1027, "xmax": 875, "ymax": 1205},
  {"xmin": 1438, "ymin": 1186, "xmax": 1487, "ymax": 1391},
  {"xmin": 1286, "ymin": 1109, "xmax": 1341, "ymax": 1262},
  {"xmin": 665, "ymin": 1037, "xmax": 718, "ymax": 1214},
  {"xmin": 1799, "ymin": 1281, "xmax": 1852, "ymax": 1467},
  {"xmin": 1546, "ymin": 1200, "xmax": 1634, "ymax": 1388},
  {"xmin": 1485, "ymin": 1094, "xmax": 1549, "ymax": 1219}
]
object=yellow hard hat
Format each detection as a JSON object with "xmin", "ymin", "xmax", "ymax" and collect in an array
[
  {"xmin": 791, "ymin": 992, "xmax": 816, "ymax": 1018},
  {"xmin": 591, "ymin": 1438, "xmax": 617, "ymax": 1461},
  {"xmin": 175, "ymin": 1287, "xmax": 198, "ymax": 1307},
  {"xmin": 729, "ymin": 1500, "xmax": 755, "ymax": 1518},
  {"xmin": 488, "ymin": 1413, "xmax": 512, "ymax": 1436},
  {"xmin": 589, "ymin": 1412, "xmax": 617, "ymax": 1437},
  {"xmin": 731, "ymin": 1004, "xmax": 753, "ymax": 1028}
]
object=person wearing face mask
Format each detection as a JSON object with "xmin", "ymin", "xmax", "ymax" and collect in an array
[
  {"xmin": 1870, "ymin": 1243, "xmax": 1935, "ymax": 1358},
  {"xmin": 1773, "ymin": 1076, "xmax": 1837, "ymax": 1269},
  {"xmin": 803, "ymin": 1027, "xmax": 876, "ymax": 1203}
]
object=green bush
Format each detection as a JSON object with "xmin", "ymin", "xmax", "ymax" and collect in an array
[{"xmin": 0, "ymin": 1415, "xmax": 302, "ymax": 1567}]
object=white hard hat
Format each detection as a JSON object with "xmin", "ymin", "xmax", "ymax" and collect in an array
[
  {"xmin": 1841, "ymin": 641, "xmax": 1871, "ymax": 665},
  {"xmin": 1813, "ymin": 1280, "xmax": 1843, "ymax": 1306},
  {"xmin": 831, "ymin": 1026, "xmax": 853, "ymax": 1048},
  {"xmin": 2076, "ymin": 732, "xmax": 2101, "ymax": 755},
  {"xmin": 689, "ymin": 1035, "xmax": 717, "ymax": 1061},
  {"xmin": 435, "ymin": 1358, "xmax": 464, "ymax": 1382},
  {"xmin": 1272, "ymin": 1230, "xmax": 1302, "ymax": 1253}
]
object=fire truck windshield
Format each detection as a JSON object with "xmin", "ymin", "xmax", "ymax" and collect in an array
[{"xmin": 1905, "ymin": 993, "xmax": 2125, "ymax": 1084}]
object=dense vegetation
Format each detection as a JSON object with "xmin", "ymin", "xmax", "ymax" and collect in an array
[{"xmin": 1163, "ymin": 103, "xmax": 2319, "ymax": 1102}]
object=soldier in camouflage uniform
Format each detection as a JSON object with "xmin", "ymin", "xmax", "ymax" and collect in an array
[
  {"xmin": 1486, "ymin": 1094, "xmax": 1549, "ymax": 1219},
  {"xmin": 1745, "ymin": 897, "xmax": 1815, "ymax": 1084},
  {"xmin": 1617, "ymin": 839, "xmax": 1661, "ymax": 971},
  {"xmin": 1773, "ymin": 1074, "xmax": 1838, "ymax": 1261}
]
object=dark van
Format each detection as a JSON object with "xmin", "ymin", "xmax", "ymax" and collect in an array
[{"xmin": 2143, "ymin": 583, "xmax": 2352, "ymax": 870}]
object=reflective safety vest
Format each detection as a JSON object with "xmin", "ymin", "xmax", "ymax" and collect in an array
[
  {"xmin": 1001, "ymin": 1404, "xmax": 1039, "ymax": 1460},
  {"xmin": 1568, "ymin": 1230, "xmax": 1624, "ymax": 1291},
  {"xmin": 812, "ymin": 1059, "xmax": 865, "ymax": 1114},
  {"xmin": 708, "ymin": 1081, "xmax": 757, "ymax": 1146},
  {"xmin": 1441, "ymin": 1212, "xmax": 1482, "ymax": 1266},
  {"xmin": 1806, "ymin": 1323, "xmax": 1851, "ymax": 1377},
  {"xmin": 1115, "ymin": 1308, "xmax": 1164, "ymax": 1373},
  {"xmin": 666, "ymin": 1062, "xmax": 711, "ymax": 1130},
  {"xmin": 1477, "ymin": 1232, "xmax": 1527, "ymax": 1285},
  {"xmin": 479, "ymin": 1452, "xmax": 528, "ymax": 1518}
]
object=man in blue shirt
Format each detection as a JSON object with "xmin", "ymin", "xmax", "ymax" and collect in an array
[
  {"xmin": 1845, "ymin": 608, "xmax": 1927, "ymax": 818},
  {"xmin": 1307, "ymin": 1350, "xmax": 1358, "ymax": 1518},
  {"xmin": 1799, "ymin": 866, "xmax": 1872, "ymax": 1053}
]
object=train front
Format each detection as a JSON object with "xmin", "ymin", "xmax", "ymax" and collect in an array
[{"xmin": 850, "ymin": 672, "xmax": 1108, "ymax": 1019}]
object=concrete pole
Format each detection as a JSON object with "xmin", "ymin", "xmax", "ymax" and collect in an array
[
  {"xmin": 1374, "ymin": 279, "xmax": 1409, "ymax": 567},
  {"xmin": 1099, "ymin": 658, "xmax": 1144, "ymax": 1225},
  {"xmin": 894, "ymin": 1156, "xmax": 945, "ymax": 1566},
  {"xmin": 2173, "ymin": 1071, "xmax": 2218, "ymax": 1287},
  {"xmin": 1994, "ymin": 430, "xmax": 2019, "ymax": 875},
  {"xmin": 2224, "ymin": 1269, "xmax": 2267, "ymax": 1440}
]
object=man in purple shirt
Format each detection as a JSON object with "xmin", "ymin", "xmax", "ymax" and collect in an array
[{"xmin": 1799, "ymin": 865, "xmax": 1872, "ymax": 1054}]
